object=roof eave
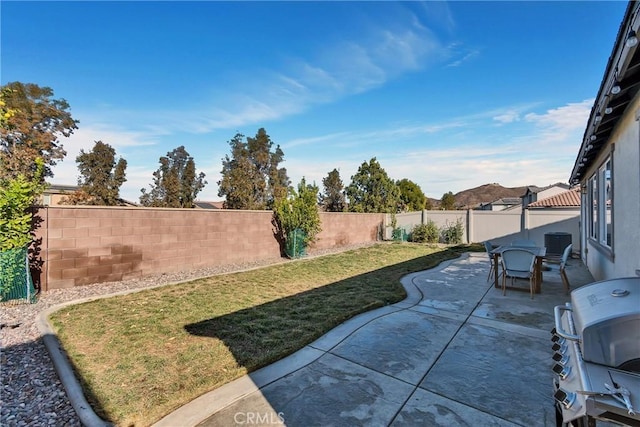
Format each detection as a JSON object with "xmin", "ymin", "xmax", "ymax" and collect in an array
[{"xmin": 570, "ymin": 1, "xmax": 640, "ymax": 184}]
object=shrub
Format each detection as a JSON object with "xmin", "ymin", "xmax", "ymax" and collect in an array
[
  {"xmin": 272, "ymin": 178, "xmax": 321, "ymax": 258},
  {"xmin": 0, "ymin": 158, "xmax": 44, "ymax": 301},
  {"xmin": 440, "ymin": 218, "xmax": 465, "ymax": 244},
  {"xmin": 410, "ymin": 220, "xmax": 439, "ymax": 243}
]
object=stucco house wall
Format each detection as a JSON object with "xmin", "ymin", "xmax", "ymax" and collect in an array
[
  {"xmin": 582, "ymin": 96, "xmax": 640, "ymax": 280},
  {"xmin": 571, "ymin": 1, "xmax": 640, "ymax": 281}
]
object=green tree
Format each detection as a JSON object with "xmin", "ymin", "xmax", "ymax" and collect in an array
[
  {"xmin": 0, "ymin": 158, "xmax": 46, "ymax": 251},
  {"xmin": 345, "ymin": 157, "xmax": 401, "ymax": 213},
  {"xmin": 0, "ymin": 82, "xmax": 78, "ymax": 182},
  {"xmin": 273, "ymin": 177, "xmax": 322, "ymax": 257},
  {"xmin": 140, "ymin": 146, "xmax": 206, "ymax": 208},
  {"xmin": 441, "ymin": 191, "xmax": 456, "ymax": 210},
  {"xmin": 218, "ymin": 128, "xmax": 289, "ymax": 210},
  {"xmin": 320, "ymin": 168, "xmax": 346, "ymax": 212},
  {"xmin": 63, "ymin": 141, "xmax": 127, "ymax": 206},
  {"xmin": 397, "ymin": 178, "xmax": 426, "ymax": 212}
]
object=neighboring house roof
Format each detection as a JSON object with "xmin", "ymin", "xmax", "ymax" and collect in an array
[
  {"xmin": 194, "ymin": 201, "xmax": 224, "ymax": 209},
  {"xmin": 493, "ymin": 197, "xmax": 522, "ymax": 205},
  {"xmin": 528, "ymin": 189, "xmax": 580, "ymax": 208},
  {"xmin": 524, "ymin": 186, "xmax": 542, "ymax": 194},
  {"xmin": 570, "ymin": 1, "xmax": 639, "ymax": 183},
  {"xmin": 45, "ymin": 184, "xmax": 80, "ymax": 194},
  {"xmin": 42, "ymin": 184, "xmax": 138, "ymax": 206},
  {"xmin": 523, "ymin": 182, "xmax": 570, "ymax": 195}
]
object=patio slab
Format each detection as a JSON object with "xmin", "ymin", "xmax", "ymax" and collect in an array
[
  {"xmin": 331, "ymin": 310, "xmax": 462, "ymax": 385},
  {"xmin": 390, "ymin": 388, "xmax": 519, "ymax": 427},
  {"xmin": 198, "ymin": 353, "xmax": 415, "ymax": 427},
  {"xmin": 155, "ymin": 252, "xmax": 595, "ymax": 427},
  {"xmin": 420, "ymin": 322, "xmax": 556, "ymax": 427}
]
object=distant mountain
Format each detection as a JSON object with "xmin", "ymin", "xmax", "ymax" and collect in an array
[{"xmin": 429, "ymin": 183, "xmax": 531, "ymax": 210}]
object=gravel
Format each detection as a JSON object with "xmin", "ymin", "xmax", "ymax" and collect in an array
[{"xmin": 0, "ymin": 243, "xmax": 377, "ymax": 427}]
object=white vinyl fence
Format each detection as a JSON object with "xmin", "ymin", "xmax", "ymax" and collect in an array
[{"xmin": 387, "ymin": 209, "xmax": 580, "ymax": 251}]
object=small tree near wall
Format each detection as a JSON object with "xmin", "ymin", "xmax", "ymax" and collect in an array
[
  {"xmin": 0, "ymin": 158, "xmax": 45, "ymax": 302},
  {"xmin": 273, "ymin": 178, "xmax": 321, "ymax": 258}
]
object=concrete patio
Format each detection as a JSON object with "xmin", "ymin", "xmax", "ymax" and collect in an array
[{"xmin": 154, "ymin": 251, "xmax": 595, "ymax": 427}]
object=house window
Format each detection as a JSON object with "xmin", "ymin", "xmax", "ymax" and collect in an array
[
  {"xmin": 588, "ymin": 175, "xmax": 597, "ymax": 240},
  {"xmin": 599, "ymin": 158, "xmax": 612, "ymax": 247},
  {"xmin": 587, "ymin": 155, "xmax": 613, "ymax": 250}
]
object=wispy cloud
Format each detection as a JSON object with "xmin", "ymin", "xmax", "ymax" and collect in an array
[
  {"xmin": 493, "ymin": 111, "xmax": 521, "ymax": 124},
  {"xmin": 105, "ymin": 9, "xmax": 450, "ymax": 136},
  {"xmin": 284, "ymin": 132, "xmax": 354, "ymax": 149},
  {"xmin": 276, "ymin": 100, "xmax": 586, "ymax": 200},
  {"xmin": 524, "ymin": 99, "xmax": 593, "ymax": 143},
  {"xmin": 280, "ymin": 104, "xmax": 541, "ymax": 151},
  {"xmin": 446, "ymin": 49, "xmax": 480, "ymax": 67},
  {"xmin": 50, "ymin": 120, "xmax": 163, "ymax": 200},
  {"xmin": 525, "ymin": 99, "xmax": 593, "ymax": 129}
]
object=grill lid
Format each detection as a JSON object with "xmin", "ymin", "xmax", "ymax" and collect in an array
[{"xmin": 570, "ymin": 277, "xmax": 640, "ymax": 367}]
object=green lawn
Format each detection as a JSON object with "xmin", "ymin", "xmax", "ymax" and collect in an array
[{"xmin": 49, "ymin": 242, "xmax": 482, "ymax": 426}]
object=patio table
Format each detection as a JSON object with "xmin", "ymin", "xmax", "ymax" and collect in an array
[{"xmin": 490, "ymin": 245, "xmax": 547, "ymax": 293}]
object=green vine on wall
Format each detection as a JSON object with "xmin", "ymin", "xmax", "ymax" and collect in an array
[{"xmin": 0, "ymin": 158, "xmax": 45, "ymax": 297}]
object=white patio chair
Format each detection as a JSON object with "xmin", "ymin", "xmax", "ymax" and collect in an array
[
  {"xmin": 501, "ymin": 248, "xmax": 537, "ymax": 299},
  {"xmin": 484, "ymin": 240, "xmax": 497, "ymax": 282},
  {"xmin": 544, "ymin": 244, "xmax": 572, "ymax": 295}
]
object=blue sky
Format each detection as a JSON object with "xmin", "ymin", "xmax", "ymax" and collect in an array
[{"xmin": 1, "ymin": 1, "xmax": 628, "ymax": 203}]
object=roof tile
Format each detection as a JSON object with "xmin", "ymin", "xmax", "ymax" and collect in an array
[{"xmin": 528, "ymin": 188, "xmax": 580, "ymax": 207}]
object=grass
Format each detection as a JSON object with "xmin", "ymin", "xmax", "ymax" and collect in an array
[{"xmin": 49, "ymin": 242, "xmax": 482, "ymax": 426}]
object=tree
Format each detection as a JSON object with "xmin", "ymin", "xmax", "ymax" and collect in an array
[
  {"xmin": 140, "ymin": 146, "xmax": 206, "ymax": 208},
  {"xmin": 0, "ymin": 158, "xmax": 45, "ymax": 301},
  {"xmin": 62, "ymin": 141, "xmax": 127, "ymax": 206},
  {"xmin": 345, "ymin": 157, "xmax": 401, "ymax": 213},
  {"xmin": 0, "ymin": 159, "xmax": 46, "ymax": 252},
  {"xmin": 272, "ymin": 177, "xmax": 322, "ymax": 258},
  {"xmin": 320, "ymin": 168, "xmax": 346, "ymax": 212},
  {"xmin": 218, "ymin": 128, "xmax": 289, "ymax": 210},
  {"xmin": 425, "ymin": 198, "xmax": 434, "ymax": 210},
  {"xmin": 0, "ymin": 82, "xmax": 78, "ymax": 183},
  {"xmin": 441, "ymin": 191, "xmax": 456, "ymax": 210},
  {"xmin": 397, "ymin": 178, "xmax": 426, "ymax": 212}
]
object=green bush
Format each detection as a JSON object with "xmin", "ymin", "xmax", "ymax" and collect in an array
[
  {"xmin": 440, "ymin": 218, "xmax": 465, "ymax": 244},
  {"xmin": 272, "ymin": 178, "xmax": 321, "ymax": 258},
  {"xmin": 410, "ymin": 220, "xmax": 439, "ymax": 243},
  {"xmin": 0, "ymin": 158, "xmax": 44, "ymax": 301}
]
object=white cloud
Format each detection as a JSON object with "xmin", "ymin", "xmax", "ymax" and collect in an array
[
  {"xmin": 283, "ymin": 132, "xmax": 353, "ymax": 149},
  {"xmin": 154, "ymin": 13, "xmax": 448, "ymax": 134},
  {"xmin": 524, "ymin": 99, "xmax": 593, "ymax": 141},
  {"xmin": 281, "ymin": 100, "xmax": 586, "ymax": 201},
  {"xmin": 493, "ymin": 111, "xmax": 520, "ymax": 124},
  {"xmin": 447, "ymin": 49, "xmax": 480, "ymax": 68},
  {"xmin": 49, "ymin": 120, "xmax": 163, "ymax": 202}
]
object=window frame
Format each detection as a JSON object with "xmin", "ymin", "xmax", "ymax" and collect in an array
[{"xmin": 586, "ymin": 151, "xmax": 614, "ymax": 258}]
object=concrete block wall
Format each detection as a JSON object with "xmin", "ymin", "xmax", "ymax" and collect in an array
[
  {"xmin": 315, "ymin": 212, "xmax": 385, "ymax": 249},
  {"xmin": 33, "ymin": 207, "xmax": 385, "ymax": 291}
]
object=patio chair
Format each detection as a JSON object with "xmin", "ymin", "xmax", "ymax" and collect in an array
[
  {"xmin": 544, "ymin": 244, "xmax": 572, "ymax": 295},
  {"xmin": 511, "ymin": 239, "xmax": 536, "ymax": 247},
  {"xmin": 501, "ymin": 248, "xmax": 537, "ymax": 299},
  {"xmin": 484, "ymin": 241, "xmax": 496, "ymax": 282}
]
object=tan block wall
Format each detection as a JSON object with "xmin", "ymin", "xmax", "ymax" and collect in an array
[
  {"xmin": 314, "ymin": 212, "xmax": 384, "ymax": 249},
  {"xmin": 33, "ymin": 207, "xmax": 385, "ymax": 291}
]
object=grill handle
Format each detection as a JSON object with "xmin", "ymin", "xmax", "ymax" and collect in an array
[{"xmin": 554, "ymin": 305, "xmax": 580, "ymax": 341}]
